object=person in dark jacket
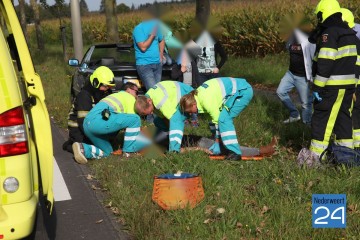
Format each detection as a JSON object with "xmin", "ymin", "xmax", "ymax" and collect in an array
[
  {"xmin": 341, "ymin": 8, "xmax": 360, "ymax": 149},
  {"xmin": 307, "ymin": 0, "xmax": 358, "ymax": 159},
  {"xmin": 63, "ymin": 67, "xmax": 139, "ymax": 154},
  {"xmin": 194, "ymin": 30, "xmax": 228, "ymax": 84},
  {"xmin": 62, "ymin": 66, "xmax": 115, "ymax": 153},
  {"xmin": 276, "ymin": 29, "xmax": 315, "ymax": 124}
]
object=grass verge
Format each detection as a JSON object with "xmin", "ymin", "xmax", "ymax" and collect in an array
[
  {"xmin": 35, "ymin": 45, "xmax": 360, "ymax": 239},
  {"xmin": 89, "ymin": 97, "xmax": 360, "ymax": 239},
  {"xmin": 222, "ymin": 53, "xmax": 288, "ymax": 88}
]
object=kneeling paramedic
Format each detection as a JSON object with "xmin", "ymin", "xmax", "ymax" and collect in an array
[
  {"xmin": 145, "ymin": 81, "xmax": 194, "ymax": 152},
  {"xmin": 180, "ymin": 77, "xmax": 253, "ymax": 160},
  {"xmin": 72, "ymin": 91, "xmax": 152, "ymax": 164}
]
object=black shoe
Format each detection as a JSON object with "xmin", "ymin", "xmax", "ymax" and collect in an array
[
  {"xmin": 220, "ymin": 144, "xmax": 230, "ymax": 155},
  {"xmin": 224, "ymin": 152, "xmax": 242, "ymax": 161},
  {"xmin": 62, "ymin": 140, "xmax": 74, "ymax": 153}
]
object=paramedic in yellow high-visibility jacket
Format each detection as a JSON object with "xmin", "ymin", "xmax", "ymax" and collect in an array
[
  {"xmin": 72, "ymin": 90, "xmax": 152, "ymax": 164},
  {"xmin": 180, "ymin": 77, "xmax": 253, "ymax": 160},
  {"xmin": 145, "ymin": 81, "xmax": 194, "ymax": 152}
]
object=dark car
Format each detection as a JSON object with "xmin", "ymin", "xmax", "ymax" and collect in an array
[{"xmin": 68, "ymin": 43, "xmax": 173, "ymax": 99}]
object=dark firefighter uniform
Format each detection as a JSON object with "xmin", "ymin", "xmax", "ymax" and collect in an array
[
  {"xmin": 340, "ymin": 7, "xmax": 360, "ymax": 149},
  {"xmin": 352, "ymin": 37, "xmax": 360, "ymax": 148},
  {"xmin": 62, "ymin": 84, "xmax": 110, "ymax": 153},
  {"xmin": 310, "ymin": 13, "xmax": 358, "ymax": 156}
]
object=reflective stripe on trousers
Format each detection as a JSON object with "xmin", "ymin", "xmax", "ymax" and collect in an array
[
  {"xmin": 218, "ymin": 87, "xmax": 253, "ymax": 155},
  {"xmin": 154, "ymin": 110, "xmax": 187, "ymax": 152},
  {"xmin": 83, "ymin": 113, "xmax": 150, "ymax": 158},
  {"xmin": 310, "ymin": 89, "xmax": 354, "ymax": 155},
  {"xmin": 353, "ymin": 129, "xmax": 360, "ymax": 147},
  {"xmin": 68, "ymin": 120, "xmax": 78, "ymax": 127}
]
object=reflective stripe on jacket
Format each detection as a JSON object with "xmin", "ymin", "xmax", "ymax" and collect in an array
[
  {"xmin": 146, "ymin": 81, "xmax": 193, "ymax": 119},
  {"xmin": 195, "ymin": 77, "xmax": 252, "ymax": 124},
  {"xmin": 313, "ymin": 26, "xmax": 357, "ymax": 89},
  {"xmin": 100, "ymin": 91, "xmax": 136, "ymax": 114}
]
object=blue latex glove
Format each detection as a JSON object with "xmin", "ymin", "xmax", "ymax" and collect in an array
[
  {"xmin": 313, "ymin": 92, "xmax": 322, "ymax": 102},
  {"xmin": 209, "ymin": 142, "xmax": 221, "ymax": 155}
]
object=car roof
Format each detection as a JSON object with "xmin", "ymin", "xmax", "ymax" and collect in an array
[{"xmin": 93, "ymin": 43, "xmax": 133, "ymax": 49}]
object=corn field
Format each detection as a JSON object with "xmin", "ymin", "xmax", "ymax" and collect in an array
[{"xmin": 27, "ymin": 0, "xmax": 359, "ymax": 57}]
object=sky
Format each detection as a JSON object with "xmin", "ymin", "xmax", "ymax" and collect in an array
[{"xmin": 13, "ymin": 0, "xmax": 169, "ymax": 11}]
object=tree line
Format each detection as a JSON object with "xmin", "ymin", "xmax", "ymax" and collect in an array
[
  {"xmin": 16, "ymin": 0, "xmax": 211, "ymax": 51},
  {"xmin": 15, "ymin": 0, "xmax": 133, "ymax": 24},
  {"xmin": 15, "ymin": 0, "xmax": 232, "ymax": 23}
]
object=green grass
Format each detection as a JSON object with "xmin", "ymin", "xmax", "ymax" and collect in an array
[
  {"xmin": 35, "ymin": 45, "xmax": 360, "ymax": 239},
  {"xmin": 89, "ymin": 98, "xmax": 360, "ymax": 239},
  {"xmin": 90, "ymin": 153, "xmax": 360, "ymax": 239},
  {"xmin": 31, "ymin": 45, "xmax": 74, "ymax": 128},
  {"xmin": 31, "ymin": 44, "xmax": 93, "ymax": 128},
  {"xmin": 222, "ymin": 53, "xmax": 288, "ymax": 88}
]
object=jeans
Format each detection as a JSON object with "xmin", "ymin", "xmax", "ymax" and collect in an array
[
  {"xmin": 276, "ymin": 70, "xmax": 312, "ymax": 124},
  {"xmin": 136, "ymin": 63, "xmax": 162, "ymax": 90}
]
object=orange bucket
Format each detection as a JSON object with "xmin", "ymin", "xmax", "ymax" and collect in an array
[{"xmin": 152, "ymin": 173, "xmax": 205, "ymax": 210}]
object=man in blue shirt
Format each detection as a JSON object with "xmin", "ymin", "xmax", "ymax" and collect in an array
[{"xmin": 133, "ymin": 19, "xmax": 165, "ymax": 90}]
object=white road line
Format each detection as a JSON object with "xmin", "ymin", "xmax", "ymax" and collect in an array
[{"xmin": 53, "ymin": 157, "xmax": 72, "ymax": 202}]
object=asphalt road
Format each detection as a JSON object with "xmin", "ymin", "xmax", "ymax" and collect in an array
[{"xmin": 26, "ymin": 122, "xmax": 130, "ymax": 240}]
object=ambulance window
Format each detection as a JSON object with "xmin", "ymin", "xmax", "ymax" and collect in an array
[
  {"xmin": 6, "ymin": 34, "xmax": 22, "ymax": 71},
  {"xmin": 0, "ymin": 6, "xmax": 22, "ymax": 71}
]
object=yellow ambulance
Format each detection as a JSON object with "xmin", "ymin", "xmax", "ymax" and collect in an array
[{"xmin": 0, "ymin": 0, "xmax": 54, "ymax": 239}]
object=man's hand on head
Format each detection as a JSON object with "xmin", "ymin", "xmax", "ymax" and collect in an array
[{"xmin": 151, "ymin": 24, "xmax": 158, "ymax": 37}]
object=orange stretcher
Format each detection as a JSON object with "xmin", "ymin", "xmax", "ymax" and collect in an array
[
  {"xmin": 152, "ymin": 173, "xmax": 205, "ymax": 210},
  {"xmin": 209, "ymin": 155, "xmax": 264, "ymax": 161}
]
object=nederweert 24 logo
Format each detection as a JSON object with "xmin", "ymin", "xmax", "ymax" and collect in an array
[{"xmin": 312, "ymin": 194, "xmax": 346, "ymax": 228}]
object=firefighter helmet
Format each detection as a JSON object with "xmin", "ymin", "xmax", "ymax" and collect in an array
[
  {"xmin": 315, "ymin": 0, "xmax": 341, "ymax": 23},
  {"xmin": 90, "ymin": 66, "xmax": 115, "ymax": 88},
  {"xmin": 340, "ymin": 8, "xmax": 355, "ymax": 28}
]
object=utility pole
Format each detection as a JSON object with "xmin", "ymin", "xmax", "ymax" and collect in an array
[
  {"xmin": 70, "ymin": 0, "xmax": 83, "ymax": 61},
  {"xmin": 196, "ymin": 0, "xmax": 210, "ymax": 28}
]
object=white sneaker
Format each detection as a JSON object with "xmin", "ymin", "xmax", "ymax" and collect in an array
[
  {"xmin": 72, "ymin": 142, "xmax": 88, "ymax": 164},
  {"xmin": 283, "ymin": 116, "xmax": 301, "ymax": 124}
]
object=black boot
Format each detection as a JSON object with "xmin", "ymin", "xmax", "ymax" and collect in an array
[{"xmin": 224, "ymin": 151, "xmax": 242, "ymax": 161}]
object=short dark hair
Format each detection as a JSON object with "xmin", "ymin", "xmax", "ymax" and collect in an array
[
  {"xmin": 135, "ymin": 96, "xmax": 151, "ymax": 115},
  {"xmin": 121, "ymin": 82, "xmax": 138, "ymax": 91}
]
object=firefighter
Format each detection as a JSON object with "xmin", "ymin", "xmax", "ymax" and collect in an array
[
  {"xmin": 341, "ymin": 8, "xmax": 360, "ymax": 149},
  {"xmin": 72, "ymin": 90, "xmax": 151, "ymax": 164},
  {"xmin": 145, "ymin": 81, "xmax": 194, "ymax": 152},
  {"xmin": 340, "ymin": 8, "xmax": 360, "ymax": 39},
  {"xmin": 62, "ymin": 66, "xmax": 114, "ymax": 153},
  {"xmin": 308, "ymin": 0, "xmax": 357, "ymax": 158},
  {"xmin": 180, "ymin": 77, "xmax": 253, "ymax": 160}
]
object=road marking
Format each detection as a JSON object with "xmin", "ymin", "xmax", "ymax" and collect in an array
[{"xmin": 53, "ymin": 157, "xmax": 72, "ymax": 201}]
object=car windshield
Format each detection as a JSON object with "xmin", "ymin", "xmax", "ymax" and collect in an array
[{"xmin": 87, "ymin": 46, "xmax": 135, "ymax": 66}]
